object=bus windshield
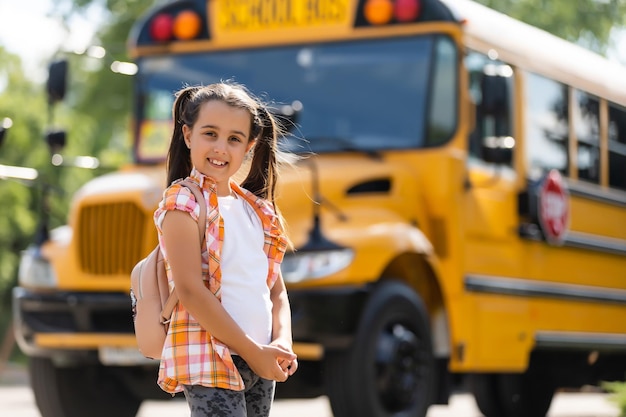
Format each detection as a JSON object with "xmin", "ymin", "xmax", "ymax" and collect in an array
[{"xmin": 136, "ymin": 35, "xmax": 453, "ymax": 161}]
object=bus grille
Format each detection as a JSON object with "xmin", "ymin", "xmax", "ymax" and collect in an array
[{"xmin": 78, "ymin": 202, "xmax": 147, "ymax": 275}]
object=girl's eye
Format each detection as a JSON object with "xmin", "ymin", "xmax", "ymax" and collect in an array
[{"xmin": 229, "ymin": 136, "xmax": 242, "ymax": 143}]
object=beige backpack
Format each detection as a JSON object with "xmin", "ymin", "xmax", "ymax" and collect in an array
[{"xmin": 130, "ymin": 180, "xmax": 206, "ymax": 360}]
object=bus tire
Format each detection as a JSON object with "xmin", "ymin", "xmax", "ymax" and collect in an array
[
  {"xmin": 468, "ymin": 372, "xmax": 554, "ymax": 417},
  {"xmin": 497, "ymin": 372, "xmax": 554, "ymax": 417},
  {"xmin": 468, "ymin": 374, "xmax": 505, "ymax": 417},
  {"xmin": 325, "ymin": 280, "xmax": 435, "ymax": 417},
  {"xmin": 28, "ymin": 356, "xmax": 142, "ymax": 417}
]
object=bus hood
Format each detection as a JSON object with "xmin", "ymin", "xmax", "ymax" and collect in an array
[{"xmin": 277, "ymin": 154, "xmax": 424, "ymax": 250}]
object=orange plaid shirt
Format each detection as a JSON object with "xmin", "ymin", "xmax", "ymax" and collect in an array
[{"xmin": 154, "ymin": 169, "xmax": 288, "ymax": 394}]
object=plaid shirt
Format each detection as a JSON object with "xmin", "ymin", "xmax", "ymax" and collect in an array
[{"xmin": 154, "ymin": 168, "xmax": 288, "ymax": 393}]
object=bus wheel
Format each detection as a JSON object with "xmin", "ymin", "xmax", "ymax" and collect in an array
[
  {"xmin": 497, "ymin": 372, "xmax": 555, "ymax": 417},
  {"xmin": 325, "ymin": 280, "xmax": 435, "ymax": 417},
  {"xmin": 468, "ymin": 374, "xmax": 505, "ymax": 417},
  {"xmin": 469, "ymin": 372, "xmax": 554, "ymax": 417},
  {"xmin": 28, "ymin": 357, "xmax": 142, "ymax": 417}
]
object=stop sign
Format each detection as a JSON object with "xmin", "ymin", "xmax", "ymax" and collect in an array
[{"xmin": 538, "ymin": 169, "xmax": 570, "ymax": 245}]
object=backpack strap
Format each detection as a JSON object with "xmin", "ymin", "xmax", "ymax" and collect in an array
[
  {"xmin": 179, "ymin": 179, "xmax": 208, "ymax": 245},
  {"xmin": 160, "ymin": 180, "xmax": 207, "ymax": 321}
]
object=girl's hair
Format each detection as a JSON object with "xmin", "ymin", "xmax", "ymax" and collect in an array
[{"xmin": 166, "ymin": 82, "xmax": 285, "ymax": 206}]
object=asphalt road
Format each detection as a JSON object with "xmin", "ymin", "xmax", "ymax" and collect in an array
[{"xmin": 0, "ymin": 363, "xmax": 620, "ymax": 417}]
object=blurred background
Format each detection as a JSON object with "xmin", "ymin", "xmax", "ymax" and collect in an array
[{"xmin": 0, "ymin": 0, "xmax": 624, "ymax": 401}]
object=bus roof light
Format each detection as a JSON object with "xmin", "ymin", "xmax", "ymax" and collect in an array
[
  {"xmin": 173, "ymin": 10, "xmax": 202, "ymax": 40},
  {"xmin": 364, "ymin": 0, "xmax": 394, "ymax": 25},
  {"xmin": 150, "ymin": 13, "xmax": 174, "ymax": 42},
  {"xmin": 394, "ymin": 0, "xmax": 421, "ymax": 22}
]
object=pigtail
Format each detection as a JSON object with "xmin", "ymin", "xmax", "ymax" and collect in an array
[
  {"xmin": 166, "ymin": 87, "xmax": 197, "ymax": 186},
  {"xmin": 240, "ymin": 105, "xmax": 293, "ymax": 248},
  {"xmin": 240, "ymin": 105, "xmax": 280, "ymax": 202}
]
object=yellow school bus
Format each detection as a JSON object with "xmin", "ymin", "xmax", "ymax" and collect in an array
[{"xmin": 13, "ymin": 0, "xmax": 626, "ymax": 416}]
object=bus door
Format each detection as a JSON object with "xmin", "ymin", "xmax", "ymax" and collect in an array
[{"xmin": 460, "ymin": 50, "xmax": 530, "ymax": 369}]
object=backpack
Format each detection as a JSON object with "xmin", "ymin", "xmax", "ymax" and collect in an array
[{"xmin": 130, "ymin": 180, "xmax": 206, "ymax": 360}]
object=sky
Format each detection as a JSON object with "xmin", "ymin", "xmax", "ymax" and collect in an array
[{"xmin": 0, "ymin": 0, "xmax": 625, "ymax": 85}]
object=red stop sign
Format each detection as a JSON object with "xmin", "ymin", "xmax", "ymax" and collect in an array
[{"xmin": 538, "ymin": 169, "xmax": 570, "ymax": 245}]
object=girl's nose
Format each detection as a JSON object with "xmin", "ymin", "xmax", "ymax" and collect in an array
[{"xmin": 213, "ymin": 140, "xmax": 227, "ymax": 154}]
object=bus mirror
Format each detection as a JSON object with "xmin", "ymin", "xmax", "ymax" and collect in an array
[
  {"xmin": 46, "ymin": 129, "xmax": 67, "ymax": 154},
  {"xmin": 47, "ymin": 60, "xmax": 68, "ymax": 104},
  {"xmin": 480, "ymin": 69, "xmax": 510, "ymax": 116},
  {"xmin": 479, "ymin": 65, "xmax": 513, "ymax": 165}
]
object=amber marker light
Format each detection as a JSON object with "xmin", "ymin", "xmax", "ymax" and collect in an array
[
  {"xmin": 364, "ymin": 0, "xmax": 394, "ymax": 25},
  {"xmin": 150, "ymin": 13, "xmax": 174, "ymax": 42},
  {"xmin": 173, "ymin": 10, "xmax": 202, "ymax": 40},
  {"xmin": 394, "ymin": 0, "xmax": 421, "ymax": 22}
]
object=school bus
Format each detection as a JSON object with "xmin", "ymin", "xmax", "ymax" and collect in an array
[{"xmin": 12, "ymin": 0, "xmax": 626, "ymax": 416}]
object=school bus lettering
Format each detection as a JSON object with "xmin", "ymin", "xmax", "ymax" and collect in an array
[{"xmin": 217, "ymin": 0, "xmax": 348, "ymax": 32}]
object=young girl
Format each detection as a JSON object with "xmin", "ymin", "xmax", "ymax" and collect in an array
[{"xmin": 154, "ymin": 82, "xmax": 298, "ymax": 417}]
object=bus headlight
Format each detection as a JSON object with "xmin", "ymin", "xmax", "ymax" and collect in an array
[
  {"xmin": 282, "ymin": 249, "xmax": 354, "ymax": 283},
  {"xmin": 18, "ymin": 246, "xmax": 57, "ymax": 288}
]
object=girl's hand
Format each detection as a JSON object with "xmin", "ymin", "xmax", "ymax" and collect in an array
[
  {"xmin": 271, "ymin": 339, "xmax": 298, "ymax": 376},
  {"xmin": 244, "ymin": 343, "xmax": 296, "ymax": 382}
]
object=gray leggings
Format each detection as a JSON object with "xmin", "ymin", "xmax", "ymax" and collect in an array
[{"xmin": 182, "ymin": 356, "xmax": 276, "ymax": 417}]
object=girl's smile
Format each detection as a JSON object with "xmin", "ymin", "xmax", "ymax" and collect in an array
[{"xmin": 209, "ymin": 159, "xmax": 227, "ymax": 167}]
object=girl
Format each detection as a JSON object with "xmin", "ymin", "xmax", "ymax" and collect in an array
[{"xmin": 154, "ymin": 82, "xmax": 298, "ymax": 417}]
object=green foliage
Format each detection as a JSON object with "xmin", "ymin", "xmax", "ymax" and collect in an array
[
  {"xmin": 603, "ymin": 381, "xmax": 626, "ymax": 416},
  {"xmin": 0, "ymin": 47, "xmax": 51, "ymax": 347},
  {"xmin": 64, "ymin": 0, "xmax": 155, "ymax": 161},
  {"xmin": 475, "ymin": 0, "xmax": 626, "ymax": 55}
]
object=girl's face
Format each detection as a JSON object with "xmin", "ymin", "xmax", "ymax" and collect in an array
[{"xmin": 183, "ymin": 100, "xmax": 255, "ymax": 196}]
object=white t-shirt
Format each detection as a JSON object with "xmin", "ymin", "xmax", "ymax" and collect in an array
[{"xmin": 218, "ymin": 194, "xmax": 272, "ymax": 348}]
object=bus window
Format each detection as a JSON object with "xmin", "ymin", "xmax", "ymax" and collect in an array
[
  {"xmin": 574, "ymin": 90, "xmax": 600, "ymax": 184},
  {"xmin": 465, "ymin": 51, "xmax": 514, "ymax": 165},
  {"xmin": 138, "ymin": 88, "xmax": 176, "ymax": 160},
  {"xmin": 524, "ymin": 73, "xmax": 569, "ymax": 179},
  {"xmin": 426, "ymin": 36, "xmax": 457, "ymax": 146},
  {"xmin": 608, "ymin": 102, "xmax": 626, "ymax": 191},
  {"xmin": 134, "ymin": 36, "xmax": 451, "ymax": 161}
]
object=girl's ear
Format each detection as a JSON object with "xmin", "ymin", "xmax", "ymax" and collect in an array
[
  {"xmin": 246, "ymin": 139, "xmax": 256, "ymax": 153},
  {"xmin": 182, "ymin": 124, "xmax": 192, "ymax": 149}
]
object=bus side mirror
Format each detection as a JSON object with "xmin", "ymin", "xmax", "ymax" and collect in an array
[
  {"xmin": 46, "ymin": 130, "xmax": 67, "ymax": 154},
  {"xmin": 479, "ymin": 68, "xmax": 514, "ymax": 165},
  {"xmin": 47, "ymin": 60, "xmax": 68, "ymax": 104}
]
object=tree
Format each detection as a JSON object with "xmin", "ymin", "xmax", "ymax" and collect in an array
[
  {"xmin": 475, "ymin": 0, "xmax": 626, "ymax": 56},
  {"xmin": 0, "ymin": 47, "xmax": 51, "ymax": 347}
]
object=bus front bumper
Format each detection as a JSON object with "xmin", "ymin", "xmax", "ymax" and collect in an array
[
  {"xmin": 287, "ymin": 285, "xmax": 370, "ymax": 357},
  {"xmin": 13, "ymin": 284, "xmax": 372, "ymax": 363},
  {"xmin": 12, "ymin": 286, "xmax": 138, "ymax": 362}
]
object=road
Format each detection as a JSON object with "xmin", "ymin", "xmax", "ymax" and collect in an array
[{"xmin": 0, "ymin": 364, "xmax": 620, "ymax": 417}]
